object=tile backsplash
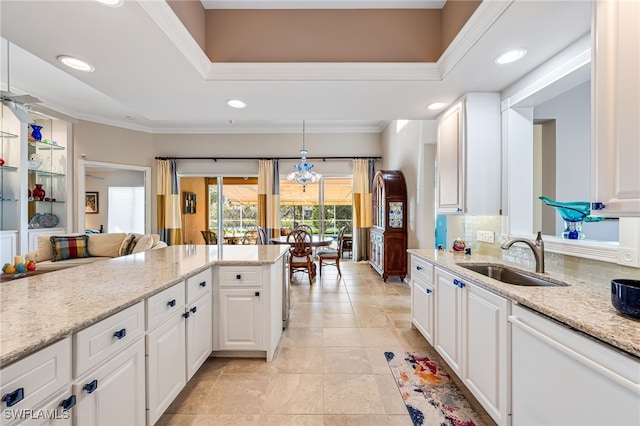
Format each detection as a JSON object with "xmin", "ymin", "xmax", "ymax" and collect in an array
[{"xmin": 459, "ymin": 215, "xmax": 640, "ymax": 286}]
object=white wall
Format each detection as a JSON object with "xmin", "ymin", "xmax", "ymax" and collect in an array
[{"xmin": 381, "ymin": 120, "xmax": 437, "ymax": 249}]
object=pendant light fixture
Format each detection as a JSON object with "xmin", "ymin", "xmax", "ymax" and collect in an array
[{"xmin": 287, "ymin": 120, "xmax": 321, "ymax": 192}]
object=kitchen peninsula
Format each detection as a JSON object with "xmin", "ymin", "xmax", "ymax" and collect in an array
[{"xmin": 0, "ymin": 245, "xmax": 288, "ymax": 425}]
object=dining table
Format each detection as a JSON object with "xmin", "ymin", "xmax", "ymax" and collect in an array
[{"xmin": 270, "ymin": 235, "xmax": 335, "ymax": 247}]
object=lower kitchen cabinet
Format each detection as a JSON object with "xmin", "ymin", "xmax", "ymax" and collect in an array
[
  {"xmin": 145, "ymin": 268, "xmax": 213, "ymax": 425},
  {"xmin": 73, "ymin": 338, "xmax": 146, "ymax": 426},
  {"xmin": 214, "ymin": 262, "xmax": 283, "ymax": 362},
  {"xmin": 433, "ymin": 266, "xmax": 510, "ymax": 426},
  {"xmin": 218, "ymin": 288, "xmax": 262, "ymax": 351},
  {"xmin": 410, "ymin": 255, "xmax": 434, "ymax": 344},
  {"xmin": 510, "ymin": 304, "xmax": 640, "ymax": 426}
]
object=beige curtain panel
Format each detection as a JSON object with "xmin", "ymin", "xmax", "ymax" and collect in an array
[
  {"xmin": 352, "ymin": 159, "xmax": 374, "ymax": 261},
  {"xmin": 258, "ymin": 159, "xmax": 281, "ymax": 240},
  {"xmin": 157, "ymin": 159, "xmax": 183, "ymax": 245}
]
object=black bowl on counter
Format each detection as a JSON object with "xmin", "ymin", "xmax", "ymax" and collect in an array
[{"xmin": 611, "ymin": 279, "xmax": 640, "ymax": 319}]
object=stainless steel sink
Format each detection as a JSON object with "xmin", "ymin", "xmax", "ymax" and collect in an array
[{"xmin": 456, "ymin": 263, "xmax": 566, "ymax": 287}]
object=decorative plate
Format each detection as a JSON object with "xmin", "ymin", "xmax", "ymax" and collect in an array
[{"xmin": 38, "ymin": 212, "xmax": 60, "ymax": 228}]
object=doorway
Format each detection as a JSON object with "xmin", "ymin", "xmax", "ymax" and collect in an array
[{"xmin": 77, "ymin": 160, "xmax": 151, "ymax": 234}]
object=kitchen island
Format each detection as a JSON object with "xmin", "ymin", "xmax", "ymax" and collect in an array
[{"xmin": 0, "ymin": 244, "xmax": 288, "ymax": 366}]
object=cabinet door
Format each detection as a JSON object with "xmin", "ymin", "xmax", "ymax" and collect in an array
[
  {"xmin": 146, "ymin": 313, "xmax": 186, "ymax": 425},
  {"xmin": 437, "ymin": 102, "xmax": 463, "ymax": 213},
  {"xmin": 462, "ymin": 282, "xmax": 509, "ymax": 426},
  {"xmin": 433, "ymin": 267, "xmax": 462, "ymax": 375},
  {"xmin": 74, "ymin": 338, "xmax": 145, "ymax": 426},
  {"xmin": 510, "ymin": 304, "xmax": 640, "ymax": 425},
  {"xmin": 219, "ymin": 288, "xmax": 262, "ymax": 351},
  {"xmin": 411, "ymin": 277, "xmax": 434, "ymax": 344},
  {"xmin": 186, "ymin": 294, "xmax": 213, "ymax": 380},
  {"xmin": 593, "ymin": 0, "xmax": 640, "ymax": 216},
  {"xmin": 17, "ymin": 387, "xmax": 74, "ymax": 426}
]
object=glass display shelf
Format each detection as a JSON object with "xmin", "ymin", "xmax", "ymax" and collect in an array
[
  {"xmin": 0, "ymin": 198, "xmax": 18, "ymax": 202},
  {"xmin": 0, "ymin": 165, "xmax": 18, "ymax": 171},
  {"xmin": 28, "ymin": 140, "xmax": 65, "ymax": 150},
  {"xmin": 0, "ymin": 130, "xmax": 18, "ymax": 138},
  {"xmin": 29, "ymin": 200, "xmax": 66, "ymax": 204},
  {"xmin": 28, "ymin": 170, "xmax": 65, "ymax": 178}
]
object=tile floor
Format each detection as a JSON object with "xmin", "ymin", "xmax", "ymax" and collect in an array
[{"xmin": 158, "ymin": 260, "xmax": 495, "ymax": 426}]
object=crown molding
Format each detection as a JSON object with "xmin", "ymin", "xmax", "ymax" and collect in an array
[
  {"xmin": 437, "ymin": 0, "xmax": 514, "ymax": 79},
  {"xmin": 200, "ymin": 1, "xmax": 447, "ymax": 9}
]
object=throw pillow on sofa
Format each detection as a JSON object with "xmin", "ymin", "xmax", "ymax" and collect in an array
[
  {"xmin": 50, "ymin": 235, "xmax": 90, "ymax": 262},
  {"xmin": 87, "ymin": 233, "xmax": 127, "ymax": 258},
  {"xmin": 131, "ymin": 234, "xmax": 154, "ymax": 254}
]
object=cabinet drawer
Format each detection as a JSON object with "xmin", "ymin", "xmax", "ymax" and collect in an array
[
  {"xmin": 186, "ymin": 268, "xmax": 212, "ymax": 304},
  {"xmin": 74, "ymin": 302, "xmax": 144, "ymax": 378},
  {"xmin": 0, "ymin": 337, "xmax": 71, "ymax": 416},
  {"xmin": 219, "ymin": 266, "xmax": 262, "ymax": 287},
  {"xmin": 146, "ymin": 281, "xmax": 186, "ymax": 330},
  {"xmin": 411, "ymin": 256, "xmax": 433, "ymax": 283}
]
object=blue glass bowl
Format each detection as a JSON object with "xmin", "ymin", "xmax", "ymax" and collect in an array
[{"xmin": 611, "ymin": 279, "xmax": 640, "ymax": 320}]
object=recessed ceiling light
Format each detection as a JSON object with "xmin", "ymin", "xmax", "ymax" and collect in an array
[
  {"xmin": 226, "ymin": 99, "xmax": 247, "ymax": 109},
  {"xmin": 57, "ymin": 55, "xmax": 95, "ymax": 72},
  {"xmin": 495, "ymin": 49, "xmax": 527, "ymax": 65},
  {"xmin": 95, "ymin": 0, "xmax": 123, "ymax": 6},
  {"xmin": 427, "ymin": 102, "xmax": 446, "ymax": 111}
]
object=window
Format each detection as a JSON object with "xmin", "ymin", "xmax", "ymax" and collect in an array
[{"xmin": 108, "ymin": 186, "xmax": 145, "ymax": 233}]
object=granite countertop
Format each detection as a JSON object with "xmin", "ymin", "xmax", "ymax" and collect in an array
[
  {"xmin": 408, "ymin": 249, "xmax": 640, "ymax": 359},
  {"xmin": 0, "ymin": 245, "xmax": 288, "ymax": 366}
]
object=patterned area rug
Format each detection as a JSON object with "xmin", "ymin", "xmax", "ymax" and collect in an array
[{"xmin": 385, "ymin": 351, "xmax": 484, "ymax": 426}]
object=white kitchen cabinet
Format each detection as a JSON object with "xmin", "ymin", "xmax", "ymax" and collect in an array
[
  {"xmin": 73, "ymin": 338, "xmax": 146, "ymax": 426},
  {"xmin": 592, "ymin": 0, "xmax": 640, "ymax": 216},
  {"xmin": 186, "ymin": 293, "xmax": 212, "ymax": 380},
  {"xmin": 146, "ymin": 307, "xmax": 186, "ymax": 425},
  {"xmin": 510, "ymin": 304, "xmax": 640, "ymax": 425},
  {"xmin": 433, "ymin": 266, "xmax": 510, "ymax": 426},
  {"xmin": 25, "ymin": 387, "xmax": 74, "ymax": 425},
  {"xmin": 0, "ymin": 338, "xmax": 72, "ymax": 426},
  {"xmin": 437, "ymin": 93, "xmax": 501, "ymax": 215},
  {"xmin": 433, "ymin": 267, "xmax": 463, "ymax": 375},
  {"xmin": 218, "ymin": 288, "xmax": 263, "ymax": 351},
  {"xmin": 461, "ymin": 279, "xmax": 509, "ymax": 426},
  {"xmin": 145, "ymin": 268, "xmax": 212, "ymax": 425},
  {"xmin": 0, "ymin": 230, "xmax": 17, "ymax": 267},
  {"xmin": 214, "ymin": 262, "xmax": 283, "ymax": 362},
  {"xmin": 410, "ymin": 255, "xmax": 434, "ymax": 344}
]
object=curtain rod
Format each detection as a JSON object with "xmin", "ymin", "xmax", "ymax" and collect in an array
[{"xmin": 155, "ymin": 156, "xmax": 381, "ymax": 161}]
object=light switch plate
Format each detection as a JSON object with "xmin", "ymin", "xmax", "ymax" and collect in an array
[{"xmin": 477, "ymin": 230, "xmax": 495, "ymax": 244}]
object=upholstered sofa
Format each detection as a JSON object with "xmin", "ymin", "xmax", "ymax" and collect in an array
[{"xmin": 25, "ymin": 232, "xmax": 167, "ymax": 271}]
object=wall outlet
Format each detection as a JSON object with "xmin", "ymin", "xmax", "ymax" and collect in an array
[{"xmin": 477, "ymin": 230, "xmax": 495, "ymax": 244}]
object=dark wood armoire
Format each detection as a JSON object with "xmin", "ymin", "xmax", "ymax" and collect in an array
[{"xmin": 369, "ymin": 170, "xmax": 408, "ymax": 282}]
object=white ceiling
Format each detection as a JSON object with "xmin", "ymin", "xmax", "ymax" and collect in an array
[{"xmin": 0, "ymin": 0, "xmax": 591, "ymax": 134}]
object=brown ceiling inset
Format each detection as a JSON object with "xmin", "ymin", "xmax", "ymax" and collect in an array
[
  {"xmin": 205, "ymin": 9, "xmax": 443, "ymax": 63},
  {"xmin": 442, "ymin": 0, "xmax": 482, "ymax": 50}
]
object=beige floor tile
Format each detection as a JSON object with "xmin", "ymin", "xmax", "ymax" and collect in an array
[
  {"xmin": 165, "ymin": 379, "xmax": 216, "ymax": 414},
  {"xmin": 192, "ymin": 414, "xmax": 260, "ymax": 425},
  {"xmin": 360, "ymin": 328, "xmax": 404, "ymax": 347},
  {"xmin": 322, "ymin": 313, "xmax": 359, "ymax": 328},
  {"xmin": 322, "ymin": 302, "xmax": 354, "ymax": 314},
  {"xmin": 274, "ymin": 346, "xmax": 324, "ymax": 374},
  {"xmin": 263, "ymin": 374, "xmax": 324, "ymax": 414},
  {"xmin": 323, "ymin": 414, "xmax": 413, "ymax": 425},
  {"xmin": 288, "ymin": 312, "xmax": 324, "ymax": 328},
  {"xmin": 223, "ymin": 358, "xmax": 277, "ymax": 374},
  {"xmin": 347, "ymin": 294, "xmax": 384, "ymax": 306},
  {"xmin": 292, "ymin": 302, "xmax": 324, "ymax": 313},
  {"xmin": 393, "ymin": 328, "xmax": 433, "ymax": 351},
  {"xmin": 322, "ymin": 347, "xmax": 374, "ymax": 374},
  {"xmin": 386, "ymin": 313, "xmax": 412, "ymax": 329},
  {"xmin": 323, "ymin": 374, "xmax": 386, "ymax": 415},
  {"xmin": 355, "ymin": 312, "xmax": 391, "ymax": 328},
  {"xmin": 281, "ymin": 327, "xmax": 324, "ymax": 347},
  {"xmin": 156, "ymin": 413, "xmax": 196, "ymax": 426},
  {"xmin": 365, "ymin": 347, "xmax": 401, "ymax": 375},
  {"xmin": 321, "ymin": 293, "xmax": 352, "ymax": 303},
  {"xmin": 204, "ymin": 373, "xmax": 269, "ymax": 414},
  {"xmin": 322, "ymin": 328, "xmax": 364, "ymax": 347},
  {"xmin": 258, "ymin": 414, "xmax": 324, "ymax": 425},
  {"xmin": 375, "ymin": 375, "xmax": 409, "ymax": 414}
]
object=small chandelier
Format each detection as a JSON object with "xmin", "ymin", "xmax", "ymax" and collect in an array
[{"xmin": 287, "ymin": 120, "xmax": 321, "ymax": 192}]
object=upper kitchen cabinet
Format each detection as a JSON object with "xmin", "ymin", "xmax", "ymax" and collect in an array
[
  {"xmin": 436, "ymin": 93, "xmax": 501, "ymax": 215},
  {"xmin": 591, "ymin": 0, "xmax": 640, "ymax": 217}
]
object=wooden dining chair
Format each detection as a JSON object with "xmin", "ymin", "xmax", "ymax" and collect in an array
[
  {"xmin": 317, "ymin": 226, "xmax": 347, "ymax": 276},
  {"xmin": 241, "ymin": 230, "xmax": 258, "ymax": 245},
  {"xmin": 201, "ymin": 230, "xmax": 218, "ymax": 245},
  {"xmin": 257, "ymin": 226, "xmax": 269, "ymax": 245},
  {"xmin": 286, "ymin": 229, "xmax": 316, "ymax": 283},
  {"xmin": 295, "ymin": 224, "xmax": 314, "ymax": 234}
]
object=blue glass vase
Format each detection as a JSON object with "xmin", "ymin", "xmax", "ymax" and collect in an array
[
  {"xmin": 539, "ymin": 196, "xmax": 604, "ymax": 240},
  {"xmin": 29, "ymin": 125, "xmax": 43, "ymax": 141}
]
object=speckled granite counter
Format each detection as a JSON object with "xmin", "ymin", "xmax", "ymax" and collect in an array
[
  {"xmin": 408, "ymin": 249, "xmax": 640, "ymax": 358},
  {"xmin": 0, "ymin": 245, "xmax": 288, "ymax": 366}
]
